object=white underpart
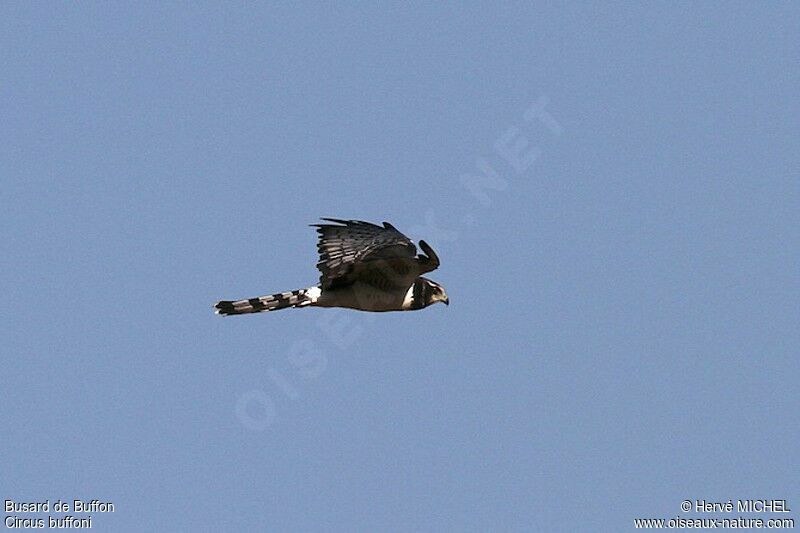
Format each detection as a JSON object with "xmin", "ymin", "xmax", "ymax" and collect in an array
[{"xmin": 401, "ymin": 285, "xmax": 415, "ymax": 310}]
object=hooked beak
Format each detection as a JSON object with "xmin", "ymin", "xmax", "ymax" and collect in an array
[{"xmin": 443, "ymin": 297, "xmax": 449, "ymax": 306}]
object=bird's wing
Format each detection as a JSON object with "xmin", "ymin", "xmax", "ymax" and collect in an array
[{"xmin": 311, "ymin": 218, "xmax": 419, "ymax": 290}]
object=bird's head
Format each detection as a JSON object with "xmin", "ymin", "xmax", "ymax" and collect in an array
[{"xmin": 422, "ymin": 278, "xmax": 449, "ymax": 307}]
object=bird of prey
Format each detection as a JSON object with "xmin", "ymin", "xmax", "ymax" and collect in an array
[{"xmin": 214, "ymin": 218, "xmax": 449, "ymax": 315}]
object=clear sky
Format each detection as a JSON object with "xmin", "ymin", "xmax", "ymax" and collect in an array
[{"xmin": 2, "ymin": 3, "xmax": 798, "ymax": 532}]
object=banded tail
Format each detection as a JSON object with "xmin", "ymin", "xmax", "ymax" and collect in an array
[{"xmin": 214, "ymin": 286, "xmax": 321, "ymax": 316}]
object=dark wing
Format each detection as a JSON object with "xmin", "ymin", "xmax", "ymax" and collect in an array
[{"xmin": 312, "ymin": 218, "xmax": 419, "ymax": 290}]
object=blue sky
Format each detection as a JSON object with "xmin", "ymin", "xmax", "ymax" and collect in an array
[{"xmin": 2, "ymin": 3, "xmax": 798, "ymax": 531}]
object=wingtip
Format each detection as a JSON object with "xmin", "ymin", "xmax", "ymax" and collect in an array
[
  {"xmin": 311, "ymin": 217, "xmax": 348, "ymax": 227},
  {"xmin": 312, "ymin": 218, "xmax": 383, "ymax": 229}
]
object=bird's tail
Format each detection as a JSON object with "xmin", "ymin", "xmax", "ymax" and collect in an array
[{"xmin": 214, "ymin": 286, "xmax": 320, "ymax": 316}]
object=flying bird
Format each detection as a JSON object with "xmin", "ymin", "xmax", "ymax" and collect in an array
[{"xmin": 214, "ymin": 218, "xmax": 448, "ymax": 315}]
